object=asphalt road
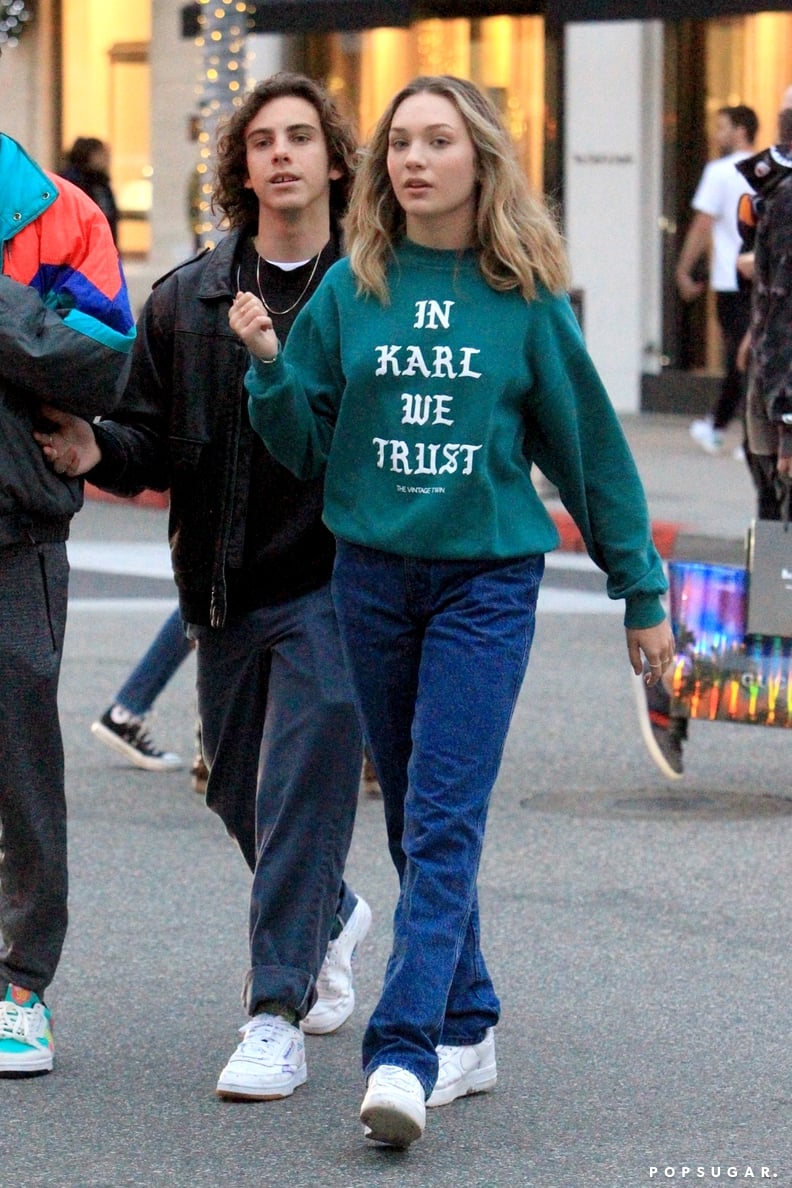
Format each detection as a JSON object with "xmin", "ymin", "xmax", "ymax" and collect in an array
[{"xmin": 2, "ymin": 453, "xmax": 791, "ymax": 1188}]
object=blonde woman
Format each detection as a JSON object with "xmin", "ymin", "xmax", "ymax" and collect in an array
[{"xmin": 231, "ymin": 74, "xmax": 674, "ymax": 1148}]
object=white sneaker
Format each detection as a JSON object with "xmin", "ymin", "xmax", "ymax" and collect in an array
[
  {"xmin": 216, "ymin": 1013, "xmax": 307, "ymax": 1100},
  {"xmin": 301, "ymin": 896, "xmax": 372, "ymax": 1035},
  {"xmin": 427, "ymin": 1028, "xmax": 497, "ymax": 1107},
  {"xmin": 689, "ymin": 418, "xmax": 724, "ymax": 455},
  {"xmin": 360, "ymin": 1064, "xmax": 426, "ymax": 1148},
  {"xmin": 0, "ymin": 986, "xmax": 54, "ymax": 1075}
]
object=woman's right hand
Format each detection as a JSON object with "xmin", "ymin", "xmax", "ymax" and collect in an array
[{"xmin": 229, "ymin": 291, "xmax": 279, "ymax": 362}]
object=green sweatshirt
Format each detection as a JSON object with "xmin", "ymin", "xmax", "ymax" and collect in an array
[{"xmin": 246, "ymin": 238, "xmax": 666, "ymax": 629}]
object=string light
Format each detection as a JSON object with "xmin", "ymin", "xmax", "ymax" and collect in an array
[
  {"xmin": 192, "ymin": 0, "xmax": 254, "ymax": 248},
  {"xmin": 0, "ymin": 0, "xmax": 34, "ymax": 47}
]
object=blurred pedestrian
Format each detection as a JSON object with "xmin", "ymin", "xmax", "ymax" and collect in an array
[
  {"xmin": 91, "ymin": 606, "xmax": 192, "ymax": 772},
  {"xmin": 0, "ymin": 49, "xmax": 135, "ymax": 1077},
  {"xmin": 634, "ymin": 88, "xmax": 792, "ymax": 779},
  {"xmin": 234, "ymin": 73, "xmax": 674, "ymax": 1148},
  {"xmin": 36, "ymin": 73, "xmax": 370, "ymax": 1101},
  {"xmin": 61, "ymin": 137, "xmax": 119, "ymax": 246},
  {"xmin": 736, "ymin": 104, "xmax": 792, "ymax": 511},
  {"xmin": 676, "ymin": 105, "xmax": 758, "ymax": 455}
]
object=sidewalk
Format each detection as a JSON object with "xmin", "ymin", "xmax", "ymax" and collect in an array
[{"xmin": 84, "ymin": 412, "xmax": 758, "ymax": 562}]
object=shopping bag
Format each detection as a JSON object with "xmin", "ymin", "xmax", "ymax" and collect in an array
[
  {"xmin": 668, "ymin": 559, "xmax": 791, "ymax": 728},
  {"xmin": 746, "ymin": 481, "xmax": 792, "ymax": 639}
]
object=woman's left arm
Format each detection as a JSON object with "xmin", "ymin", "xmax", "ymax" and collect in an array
[{"xmin": 527, "ymin": 292, "xmax": 675, "ymax": 681}]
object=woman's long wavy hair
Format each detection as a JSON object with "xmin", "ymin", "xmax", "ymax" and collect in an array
[
  {"xmin": 346, "ymin": 75, "xmax": 570, "ymax": 304},
  {"xmin": 213, "ymin": 73, "xmax": 358, "ymax": 230}
]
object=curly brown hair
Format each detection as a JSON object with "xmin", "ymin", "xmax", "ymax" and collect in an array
[{"xmin": 212, "ymin": 73, "xmax": 358, "ymax": 230}]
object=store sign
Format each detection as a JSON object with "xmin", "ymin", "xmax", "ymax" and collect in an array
[
  {"xmin": 550, "ymin": 0, "xmax": 792, "ymax": 19},
  {"xmin": 181, "ymin": 1, "xmax": 410, "ymax": 38},
  {"xmin": 181, "ymin": 0, "xmax": 788, "ymax": 37}
]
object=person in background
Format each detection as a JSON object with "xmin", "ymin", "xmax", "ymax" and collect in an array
[
  {"xmin": 637, "ymin": 89, "xmax": 792, "ymax": 783},
  {"xmin": 736, "ymin": 104, "xmax": 792, "ymax": 510},
  {"xmin": 0, "ymin": 48, "xmax": 135, "ymax": 1077},
  {"xmin": 61, "ymin": 137, "xmax": 119, "ymax": 246},
  {"xmin": 91, "ymin": 605, "xmax": 192, "ymax": 773},
  {"xmin": 675, "ymin": 105, "xmax": 757, "ymax": 456},
  {"xmin": 36, "ymin": 73, "xmax": 370, "ymax": 1102},
  {"xmin": 232, "ymin": 73, "xmax": 674, "ymax": 1148}
]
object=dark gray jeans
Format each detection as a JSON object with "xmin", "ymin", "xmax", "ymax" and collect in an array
[
  {"xmin": 0, "ymin": 541, "xmax": 69, "ymax": 998},
  {"xmin": 190, "ymin": 582, "xmax": 362, "ymax": 1018}
]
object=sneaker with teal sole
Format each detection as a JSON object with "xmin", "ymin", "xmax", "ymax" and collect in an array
[{"xmin": 0, "ymin": 985, "xmax": 54, "ymax": 1076}]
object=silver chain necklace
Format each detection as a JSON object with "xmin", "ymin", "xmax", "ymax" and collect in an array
[{"xmin": 253, "ymin": 247, "xmax": 323, "ymax": 317}]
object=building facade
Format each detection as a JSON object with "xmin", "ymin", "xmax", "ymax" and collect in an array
[{"xmin": 3, "ymin": 0, "xmax": 791, "ymax": 412}]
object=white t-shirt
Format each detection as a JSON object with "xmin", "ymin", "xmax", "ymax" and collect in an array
[{"xmin": 691, "ymin": 150, "xmax": 754, "ymax": 291}]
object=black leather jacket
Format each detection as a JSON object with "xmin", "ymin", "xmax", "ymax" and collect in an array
[{"xmin": 89, "ymin": 228, "xmax": 334, "ymax": 627}]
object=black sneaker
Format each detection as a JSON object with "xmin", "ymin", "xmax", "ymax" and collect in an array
[
  {"xmin": 631, "ymin": 672, "xmax": 687, "ymax": 780},
  {"xmin": 91, "ymin": 707, "xmax": 183, "ymax": 772}
]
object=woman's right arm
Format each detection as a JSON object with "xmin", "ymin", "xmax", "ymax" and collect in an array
[{"xmin": 238, "ymin": 285, "xmax": 344, "ymax": 480}]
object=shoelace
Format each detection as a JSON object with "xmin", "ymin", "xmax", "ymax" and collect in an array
[
  {"xmin": 238, "ymin": 1015, "xmax": 294, "ymax": 1049},
  {"xmin": 0, "ymin": 1001, "xmax": 42, "ymax": 1043},
  {"xmin": 129, "ymin": 721, "xmax": 163, "ymax": 756},
  {"xmin": 373, "ymin": 1066, "xmax": 422, "ymax": 1095}
]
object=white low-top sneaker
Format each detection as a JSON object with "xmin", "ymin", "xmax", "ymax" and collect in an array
[
  {"xmin": 360, "ymin": 1064, "xmax": 426, "ymax": 1148},
  {"xmin": 216, "ymin": 1013, "xmax": 306, "ymax": 1101},
  {"xmin": 427, "ymin": 1028, "xmax": 497, "ymax": 1108},
  {"xmin": 689, "ymin": 418, "xmax": 724, "ymax": 455},
  {"xmin": 301, "ymin": 895, "xmax": 372, "ymax": 1035}
]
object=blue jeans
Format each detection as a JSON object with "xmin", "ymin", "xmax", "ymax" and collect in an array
[
  {"xmin": 189, "ymin": 583, "xmax": 362, "ymax": 1018},
  {"xmin": 332, "ymin": 541, "xmax": 544, "ymax": 1096},
  {"xmin": 115, "ymin": 606, "xmax": 192, "ymax": 717}
]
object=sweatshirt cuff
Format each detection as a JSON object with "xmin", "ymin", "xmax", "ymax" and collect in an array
[
  {"xmin": 624, "ymin": 592, "xmax": 666, "ymax": 631},
  {"xmin": 251, "ymin": 349, "xmax": 284, "ymax": 377}
]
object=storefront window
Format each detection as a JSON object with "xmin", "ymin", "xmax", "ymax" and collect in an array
[
  {"xmin": 301, "ymin": 16, "xmax": 545, "ymax": 194},
  {"xmin": 61, "ymin": 0, "xmax": 151, "ymax": 258},
  {"xmin": 706, "ymin": 13, "xmax": 792, "ymax": 155}
]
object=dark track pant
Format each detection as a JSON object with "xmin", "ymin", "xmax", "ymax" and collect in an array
[{"xmin": 0, "ymin": 541, "xmax": 69, "ymax": 998}]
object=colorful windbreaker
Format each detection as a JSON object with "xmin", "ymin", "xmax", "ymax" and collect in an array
[
  {"xmin": 0, "ymin": 133, "xmax": 134, "ymax": 348},
  {"xmin": 0, "ymin": 133, "xmax": 136, "ymax": 541}
]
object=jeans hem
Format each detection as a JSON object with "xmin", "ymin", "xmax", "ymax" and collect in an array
[{"xmin": 244, "ymin": 964, "xmax": 316, "ymax": 1019}]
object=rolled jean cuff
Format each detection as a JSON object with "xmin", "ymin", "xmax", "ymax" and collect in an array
[{"xmin": 244, "ymin": 964, "xmax": 315, "ymax": 1019}]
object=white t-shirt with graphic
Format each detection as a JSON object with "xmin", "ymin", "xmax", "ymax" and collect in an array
[{"xmin": 692, "ymin": 150, "xmax": 753, "ymax": 292}]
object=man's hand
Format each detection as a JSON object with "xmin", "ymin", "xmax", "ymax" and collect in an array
[
  {"xmin": 675, "ymin": 270, "xmax": 706, "ymax": 303},
  {"xmin": 33, "ymin": 404, "xmax": 101, "ymax": 476},
  {"xmin": 675, "ymin": 211, "xmax": 713, "ymax": 303}
]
